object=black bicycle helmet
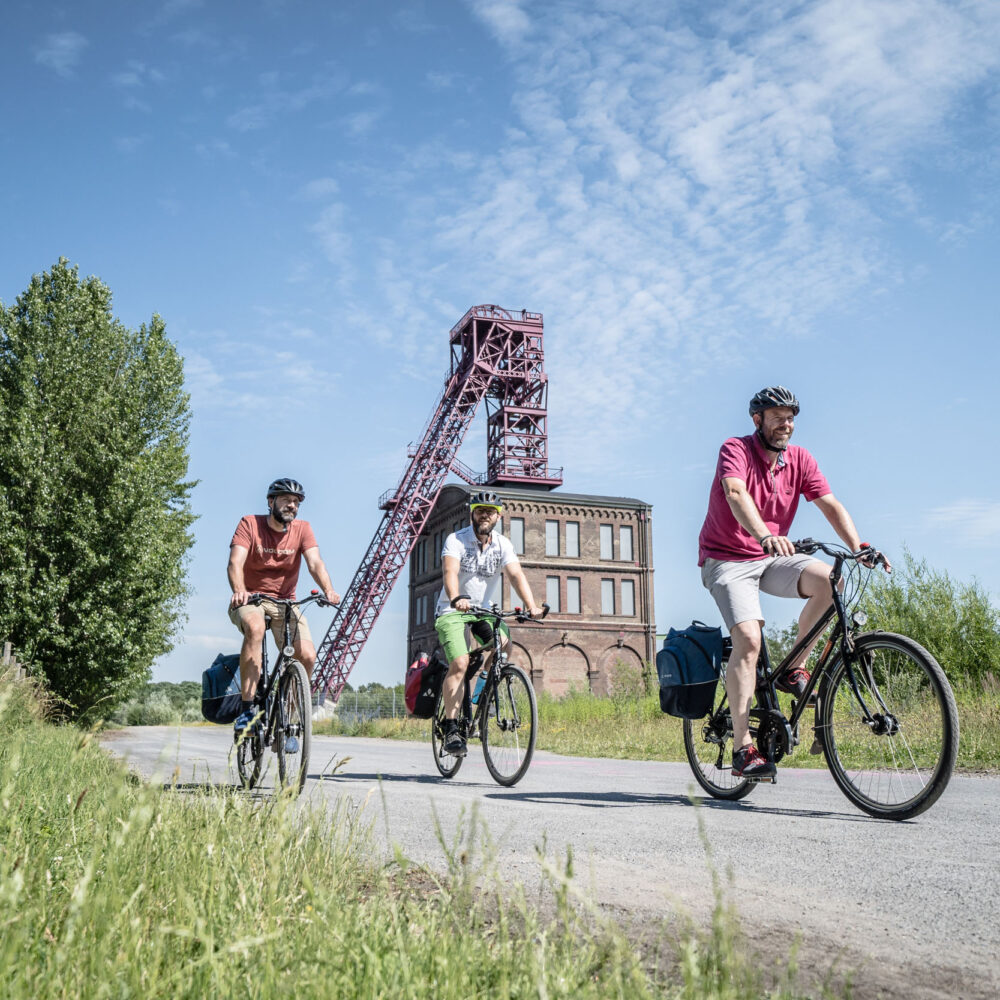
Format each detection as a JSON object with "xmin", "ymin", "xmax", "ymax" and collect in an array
[
  {"xmin": 749, "ymin": 385, "xmax": 800, "ymax": 416},
  {"xmin": 469, "ymin": 490, "xmax": 503, "ymax": 510},
  {"xmin": 266, "ymin": 478, "xmax": 306, "ymax": 500}
]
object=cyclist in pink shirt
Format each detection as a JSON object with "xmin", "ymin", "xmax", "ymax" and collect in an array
[{"xmin": 698, "ymin": 387, "xmax": 888, "ymax": 780}]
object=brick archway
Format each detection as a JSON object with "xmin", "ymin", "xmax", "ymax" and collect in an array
[
  {"xmin": 508, "ymin": 640, "xmax": 532, "ymax": 675},
  {"xmin": 595, "ymin": 645, "xmax": 644, "ymax": 697},
  {"xmin": 539, "ymin": 643, "xmax": 591, "ymax": 697}
]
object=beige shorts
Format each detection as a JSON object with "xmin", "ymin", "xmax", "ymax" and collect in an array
[
  {"xmin": 701, "ymin": 554, "xmax": 819, "ymax": 631},
  {"xmin": 228, "ymin": 599, "xmax": 313, "ymax": 649}
]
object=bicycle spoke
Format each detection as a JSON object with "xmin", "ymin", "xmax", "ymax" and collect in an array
[
  {"xmin": 821, "ymin": 634, "xmax": 957, "ymax": 819},
  {"xmin": 481, "ymin": 664, "xmax": 537, "ymax": 786},
  {"xmin": 276, "ymin": 661, "xmax": 311, "ymax": 795}
]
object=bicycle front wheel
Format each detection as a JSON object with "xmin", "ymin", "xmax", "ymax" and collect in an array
[
  {"xmin": 275, "ymin": 660, "xmax": 312, "ymax": 795},
  {"xmin": 819, "ymin": 632, "xmax": 958, "ymax": 820},
  {"xmin": 236, "ymin": 730, "xmax": 264, "ymax": 789},
  {"xmin": 481, "ymin": 663, "xmax": 537, "ymax": 787},
  {"xmin": 430, "ymin": 685, "xmax": 464, "ymax": 779},
  {"xmin": 682, "ymin": 682, "xmax": 754, "ymax": 801}
]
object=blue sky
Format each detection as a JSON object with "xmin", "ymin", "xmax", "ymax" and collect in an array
[{"xmin": 3, "ymin": 0, "xmax": 998, "ymax": 687}]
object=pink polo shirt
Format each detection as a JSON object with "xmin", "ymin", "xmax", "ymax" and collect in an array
[{"xmin": 698, "ymin": 434, "xmax": 830, "ymax": 566}]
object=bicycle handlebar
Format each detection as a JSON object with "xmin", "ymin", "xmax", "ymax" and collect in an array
[
  {"xmin": 793, "ymin": 538, "xmax": 889, "ymax": 570},
  {"xmin": 246, "ymin": 591, "xmax": 336, "ymax": 610},
  {"xmin": 467, "ymin": 602, "xmax": 551, "ymax": 623}
]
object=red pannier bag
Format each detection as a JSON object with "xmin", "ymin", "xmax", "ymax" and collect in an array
[{"xmin": 405, "ymin": 651, "xmax": 447, "ymax": 718}]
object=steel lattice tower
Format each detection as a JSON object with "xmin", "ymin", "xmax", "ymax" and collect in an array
[{"xmin": 312, "ymin": 305, "xmax": 561, "ymax": 702}]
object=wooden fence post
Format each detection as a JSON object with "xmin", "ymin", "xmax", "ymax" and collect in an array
[{"xmin": 2, "ymin": 641, "xmax": 25, "ymax": 681}]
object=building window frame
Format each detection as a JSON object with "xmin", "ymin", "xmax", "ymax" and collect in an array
[
  {"xmin": 509, "ymin": 517, "xmax": 525, "ymax": 555},
  {"xmin": 601, "ymin": 578, "xmax": 615, "ymax": 615},
  {"xmin": 545, "ymin": 575, "xmax": 561, "ymax": 613},
  {"xmin": 620, "ymin": 524, "xmax": 634, "ymax": 562},
  {"xmin": 565, "ymin": 520, "xmax": 580, "ymax": 558},
  {"xmin": 621, "ymin": 579, "xmax": 635, "ymax": 617},
  {"xmin": 545, "ymin": 519, "xmax": 560, "ymax": 557},
  {"xmin": 567, "ymin": 576, "xmax": 581, "ymax": 614},
  {"xmin": 600, "ymin": 523, "xmax": 614, "ymax": 560}
]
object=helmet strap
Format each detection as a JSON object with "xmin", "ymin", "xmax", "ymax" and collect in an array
[{"xmin": 756, "ymin": 426, "xmax": 787, "ymax": 453}]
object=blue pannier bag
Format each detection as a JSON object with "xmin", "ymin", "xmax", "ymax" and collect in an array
[
  {"xmin": 201, "ymin": 653, "xmax": 242, "ymax": 724},
  {"xmin": 656, "ymin": 621, "xmax": 724, "ymax": 719}
]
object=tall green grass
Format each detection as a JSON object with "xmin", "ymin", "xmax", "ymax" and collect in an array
[
  {"xmin": 0, "ymin": 677, "xmax": 835, "ymax": 999},
  {"xmin": 317, "ymin": 679, "xmax": 997, "ymax": 772}
]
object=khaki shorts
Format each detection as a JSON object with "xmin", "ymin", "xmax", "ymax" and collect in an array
[
  {"xmin": 228, "ymin": 599, "xmax": 313, "ymax": 649},
  {"xmin": 701, "ymin": 554, "xmax": 819, "ymax": 631}
]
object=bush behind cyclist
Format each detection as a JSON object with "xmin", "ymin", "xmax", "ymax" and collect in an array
[
  {"xmin": 435, "ymin": 491, "xmax": 543, "ymax": 757},
  {"xmin": 698, "ymin": 386, "xmax": 891, "ymax": 780},
  {"xmin": 227, "ymin": 477, "xmax": 341, "ymax": 739}
]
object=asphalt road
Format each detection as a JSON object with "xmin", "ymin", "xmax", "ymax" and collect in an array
[{"xmin": 103, "ymin": 726, "xmax": 999, "ymax": 1000}]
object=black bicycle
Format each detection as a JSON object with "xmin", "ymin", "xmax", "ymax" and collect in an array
[
  {"xmin": 431, "ymin": 604, "xmax": 549, "ymax": 786},
  {"xmin": 684, "ymin": 540, "xmax": 959, "ymax": 820},
  {"xmin": 234, "ymin": 591, "xmax": 331, "ymax": 795}
]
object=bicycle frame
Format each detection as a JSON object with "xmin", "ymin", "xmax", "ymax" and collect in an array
[
  {"xmin": 247, "ymin": 593, "xmax": 323, "ymax": 746},
  {"xmin": 728, "ymin": 546, "xmax": 891, "ymax": 750},
  {"xmin": 458, "ymin": 603, "xmax": 549, "ymax": 738}
]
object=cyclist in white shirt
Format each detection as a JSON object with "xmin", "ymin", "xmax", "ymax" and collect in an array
[{"xmin": 435, "ymin": 490, "xmax": 543, "ymax": 756}]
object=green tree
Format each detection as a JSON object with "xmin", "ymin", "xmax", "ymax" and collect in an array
[
  {"xmin": 859, "ymin": 549, "xmax": 1000, "ymax": 685},
  {"xmin": 0, "ymin": 259, "xmax": 195, "ymax": 719}
]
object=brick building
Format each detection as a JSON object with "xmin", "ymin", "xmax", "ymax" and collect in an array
[{"xmin": 407, "ymin": 484, "xmax": 655, "ymax": 696}]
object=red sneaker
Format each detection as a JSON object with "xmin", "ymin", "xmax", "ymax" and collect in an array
[
  {"xmin": 731, "ymin": 744, "xmax": 777, "ymax": 779},
  {"xmin": 775, "ymin": 666, "xmax": 810, "ymax": 698}
]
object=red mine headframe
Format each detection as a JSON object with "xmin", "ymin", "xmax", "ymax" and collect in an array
[{"xmin": 312, "ymin": 305, "xmax": 561, "ymax": 702}]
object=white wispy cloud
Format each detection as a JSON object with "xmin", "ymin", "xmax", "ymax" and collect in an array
[
  {"xmin": 355, "ymin": 0, "xmax": 1000, "ymax": 474},
  {"xmin": 299, "ymin": 177, "xmax": 340, "ymax": 200},
  {"xmin": 226, "ymin": 69, "xmax": 348, "ymax": 132},
  {"xmin": 35, "ymin": 32, "xmax": 88, "ymax": 78},
  {"xmin": 288, "ymin": 1, "xmax": 998, "ymax": 478},
  {"xmin": 927, "ymin": 500, "xmax": 1000, "ymax": 545}
]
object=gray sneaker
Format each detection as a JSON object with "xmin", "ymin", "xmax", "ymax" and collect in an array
[{"xmin": 442, "ymin": 721, "xmax": 467, "ymax": 757}]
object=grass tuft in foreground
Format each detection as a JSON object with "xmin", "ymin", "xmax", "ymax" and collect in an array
[{"xmin": 0, "ymin": 677, "xmax": 843, "ymax": 998}]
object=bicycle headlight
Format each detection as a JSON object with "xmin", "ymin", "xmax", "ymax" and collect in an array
[
  {"xmin": 851, "ymin": 610, "xmax": 868, "ymax": 628},
  {"xmin": 283, "ymin": 644, "xmax": 296, "ymax": 657}
]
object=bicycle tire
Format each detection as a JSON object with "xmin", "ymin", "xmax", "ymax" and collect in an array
[
  {"xmin": 275, "ymin": 659, "xmax": 312, "ymax": 795},
  {"xmin": 236, "ymin": 729, "xmax": 264, "ymax": 789},
  {"xmin": 819, "ymin": 631, "xmax": 958, "ymax": 820},
  {"xmin": 430, "ymin": 684, "xmax": 464, "ymax": 779},
  {"xmin": 682, "ymin": 681, "xmax": 755, "ymax": 801},
  {"xmin": 481, "ymin": 663, "xmax": 537, "ymax": 787}
]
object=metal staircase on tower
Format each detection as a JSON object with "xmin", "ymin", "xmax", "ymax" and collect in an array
[{"xmin": 312, "ymin": 305, "xmax": 561, "ymax": 702}]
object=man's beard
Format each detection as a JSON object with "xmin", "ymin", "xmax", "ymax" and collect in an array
[
  {"xmin": 272, "ymin": 504, "xmax": 297, "ymax": 526},
  {"xmin": 758, "ymin": 427, "xmax": 789, "ymax": 452}
]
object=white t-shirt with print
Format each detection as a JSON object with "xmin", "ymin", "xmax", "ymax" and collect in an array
[{"xmin": 435, "ymin": 524, "xmax": 518, "ymax": 617}]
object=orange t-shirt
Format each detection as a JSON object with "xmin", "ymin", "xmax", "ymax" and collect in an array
[{"xmin": 230, "ymin": 515, "xmax": 318, "ymax": 599}]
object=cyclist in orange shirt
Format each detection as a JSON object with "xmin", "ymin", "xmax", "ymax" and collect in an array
[{"xmin": 227, "ymin": 477, "xmax": 340, "ymax": 738}]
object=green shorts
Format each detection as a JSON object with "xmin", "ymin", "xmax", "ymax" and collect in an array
[{"xmin": 434, "ymin": 611, "xmax": 510, "ymax": 665}]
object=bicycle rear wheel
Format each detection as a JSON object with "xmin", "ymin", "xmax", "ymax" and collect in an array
[
  {"xmin": 430, "ymin": 686, "xmax": 464, "ymax": 778},
  {"xmin": 236, "ymin": 730, "xmax": 264, "ymax": 789},
  {"xmin": 481, "ymin": 663, "xmax": 537, "ymax": 787},
  {"xmin": 275, "ymin": 660, "xmax": 312, "ymax": 795},
  {"xmin": 682, "ymin": 682, "xmax": 754, "ymax": 801},
  {"xmin": 819, "ymin": 632, "xmax": 958, "ymax": 820}
]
